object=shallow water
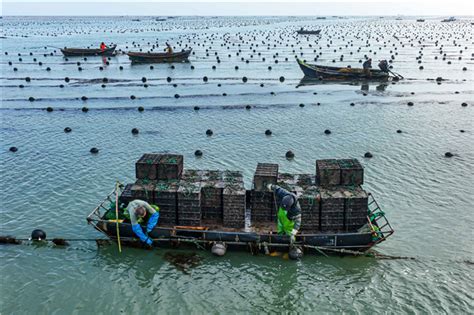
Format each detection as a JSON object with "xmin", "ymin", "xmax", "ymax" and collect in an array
[{"xmin": 1, "ymin": 16, "xmax": 473, "ymax": 314}]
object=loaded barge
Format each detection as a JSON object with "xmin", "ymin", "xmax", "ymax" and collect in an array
[{"xmin": 87, "ymin": 154, "xmax": 394, "ymax": 255}]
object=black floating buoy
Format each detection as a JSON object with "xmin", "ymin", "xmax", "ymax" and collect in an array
[
  {"xmin": 141, "ymin": 77, "xmax": 147, "ymax": 83},
  {"xmin": 90, "ymin": 147, "xmax": 99, "ymax": 154},
  {"xmin": 81, "ymin": 96, "xmax": 88, "ymax": 101},
  {"xmin": 444, "ymin": 152, "xmax": 453, "ymax": 158},
  {"xmin": 245, "ymin": 105, "xmax": 251, "ymax": 110},
  {"xmin": 203, "ymin": 76, "xmax": 208, "ymax": 82},
  {"xmin": 46, "ymin": 107, "xmax": 53, "ymax": 112},
  {"xmin": 59, "ymin": 84, "xmax": 65, "ymax": 88},
  {"xmin": 211, "ymin": 242, "xmax": 226, "ymax": 256},
  {"xmin": 462, "ymin": 67, "xmax": 467, "ymax": 71},
  {"xmin": 25, "ymin": 77, "xmax": 31, "ymax": 82},
  {"xmin": 350, "ymin": 102, "xmax": 355, "ymax": 106},
  {"xmin": 138, "ymin": 106, "xmax": 144, "ymax": 112},
  {"xmin": 461, "ymin": 102, "xmax": 468, "ymax": 107},
  {"xmin": 407, "ymin": 102, "xmax": 414, "ymax": 106},
  {"xmin": 242, "ymin": 76, "xmax": 248, "ymax": 83},
  {"xmin": 64, "ymin": 127, "xmax": 72, "ymax": 133},
  {"xmin": 28, "ymin": 97, "xmax": 35, "ymax": 102},
  {"xmin": 419, "ymin": 66, "xmax": 424, "ymax": 70},
  {"xmin": 396, "ymin": 129, "xmax": 402, "ymax": 133},
  {"xmin": 460, "ymin": 130, "xmax": 465, "ymax": 133},
  {"xmin": 436, "ymin": 77, "xmax": 443, "ymax": 82},
  {"xmin": 265, "ymin": 129, "xmax": 272, "ymax": 136},
  {"xmin": 150, "ymin": 65, "xmax": 154, "ymax": 70},
  {"xmin": 31, "ymin": 229, "xmax": 46, "ymax": 241},
  {"xmin": 288, "ymin": 246, "xmax": 303, "ymax": 260},
  {"xmin": 279, "ymin": 76, "xmax": 285, "ymax": 82},
  {"xmin": 131, "ymin": 128, "xmax": 139, "ymax": 135},
  {"xmin": 9, "ymin": 146, "xmax": 18, "ymax": 153},
  {"xmin": 194, "ymin": 150, "xmax": 203, "ymax": 157},
  {"xmin": 286, "ymin": 151, "xmax": 295, "ymax": 159},
  {"xmin": 206, "ymin": 129, "xmax": 213, "ymax": 136},
  {"xmin": 167, "ymin": 77, "xmax": 172, "ymax": 83},
  {"xmin": 194, "ymin": 106, "xmax": 200, "ymax": 111},
  {"xmin": 130, "ymin": 95, "xmax": 136, "ymax": 100},
  {"xmin": 299, "ymin": 103, "xmax": 304, "ymax": 107},
  {"xmin": 324, "ymin": 129, "xmax": 331, "ymax": 135},
  {"xmin": 364, "ymin": 152, "xmax": 373, "ymax": 158},
  {"xmin": 119, "ymin": 66, "xmax": 123, "ymax": 70},
  {"xmin": 65, "ymin": 77, "xmax": 70, "ymax": 83},
  {"xmin": 81, "ymin": 107, "xmax": 89, "ymax": 113},
  {"xmin": 19, "ymin": 84, "xmax": 24, "ymax": 88},
  {"xmin": 174, "ymin": 94, "xmax": 180, "ymax": 99}
]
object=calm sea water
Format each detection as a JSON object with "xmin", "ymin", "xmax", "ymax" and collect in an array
[{"xmin": 1, "ymin": 16, "xmax": 473, "ymax": 314}]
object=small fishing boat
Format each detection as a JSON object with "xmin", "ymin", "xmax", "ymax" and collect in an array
[
  {"xmin": 127, "ymin": 49, "xmax": 192, "ymax": 63},
  {"xmin": 297, "ymin": 59, "xmax": 394, "ymax": 80},
  {"xmin": 87, "ymin": 184, "xmax": 393, "ymax": 255},
  {"xmin": 297, "ymin": 29, "xmax": 321, "ymax": 35},
  {"xmin": 441, "ymin": 17, "xmax": 456, "ymax": 22},
  {"xmin": 416, "ymin": 19, "xmax": 425, "ymax": 22},
  {"xmin": 60, "ymin": 45, "xmax": 117, "ymax": 57}
]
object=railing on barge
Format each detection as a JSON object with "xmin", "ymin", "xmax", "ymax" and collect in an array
[{"xmin": 87, "ymin": 184, "xmax": 394, "ymax": 254}]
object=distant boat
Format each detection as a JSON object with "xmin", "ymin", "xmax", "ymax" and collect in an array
[
  {"xmin": 127, "ymin": 49, "xmax": 192, "ymax": 63},
  {"xmin": 60, "ymin": 45, "xmax": 117, "ymax": 57},
  {"xmin": 297, "ymin": 59, "xmax": 393, "ymax": 80},
  {"xmin": 441, "ymin": 17, "xmax": 456, "ymax": 22},
  {"xmin": 297, "ymin": 29, "xmax": 321, "ymax": 35},
  {"xmin": 417, "ymin": 19, "xmax": 425, "ymax": 22},
  {"xmin": 316, "ymin": 17, "xmax": 326, "ymax": 20}
]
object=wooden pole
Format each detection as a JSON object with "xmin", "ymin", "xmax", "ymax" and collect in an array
[{"xmin": 115, "ymin": 181, "xmax": 122, "ymax": 253}]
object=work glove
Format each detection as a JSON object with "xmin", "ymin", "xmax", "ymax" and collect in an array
[
  {"xmin": 290, "ymin": 229, "xmax": 298, "ymax": 244},
  {"xmin": 146, "ymin": 212, "xmax": 159, "ymax": 233},
  {"xmin": 267, "ymin": 183, "xmax": 274, "ymax": 191},
  {"xmin": 144, "ymin": 237, "xmax": 153, "ymax": 246}
]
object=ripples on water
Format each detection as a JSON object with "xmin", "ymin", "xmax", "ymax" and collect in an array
[{"xmin": 1, "ymin": 16, "xmax": 473, "ymax": 313}]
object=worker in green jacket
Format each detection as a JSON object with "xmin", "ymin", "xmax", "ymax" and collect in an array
[{"xmin": 267, "ymin": 184, "xmax": 302, "ymax": 243}]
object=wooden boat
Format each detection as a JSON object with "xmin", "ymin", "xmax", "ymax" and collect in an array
[
  {"xmin": 87, "ymin": 185, "xmax": 394, "ymax": 255},
  {"xmin": 60, "ymin": 45, "xmax": 117, "ymax": 57},
  {"xmin": 297, "ymin": 59, "xmax": 392, "ymax": 80},
  {"xmin": 441, "ymin": 17, "xmax": 456, "ymax": 22},
  {"xmin": 297, "ymin": 29, "xmax": 321, "ymax": 35},
  {"xmin": 127, "ymin": 49, "xmax": 192, "ymax": 63}
]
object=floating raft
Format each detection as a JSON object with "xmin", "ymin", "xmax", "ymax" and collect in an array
[
  {"xmin": 297, "ymin": 58, "xmax": 391, "ymax": 80},
  {"xmin": 60, "ymin": 45, "xmax": 117, "ymax": 57},
  {"xmin": 87, "ymin": 154, "xmax": 394, "ymax": 254},
  {"xmin": 127, "ymin": 49, "xmax": 192, "ymax": 63}
]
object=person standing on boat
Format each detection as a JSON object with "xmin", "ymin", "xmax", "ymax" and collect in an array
[
  {"xmin": 100, "ymin": 42, "xmax": 107, "ymax": 51},
  {"xmin": 363, "ymin": 58, "xmax": 372, "ymax": 77},
  {"xmin": 378, "ymin": 60, "xmax": 389, "ymax": 72},
  {"xmin": 126, "ymin": 199, "xmax": 160, "ymax": 246},
  {"xmin": 165, "ymin": 42, "xmax": 173, "ymax": 54},
  {"xmin": 267, "ymin": 184, "xmax": 302, "ymax": 243}
]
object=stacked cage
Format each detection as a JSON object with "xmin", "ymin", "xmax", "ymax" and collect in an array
[
  {"xmin": 251, "ymin": 163, "xmax": 279, "ymax": 223},
  {"xmin": 222, "ymin": 171, "xmax": 246, "ymax": 228}
]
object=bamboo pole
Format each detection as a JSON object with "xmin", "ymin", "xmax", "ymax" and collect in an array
[{"xmin": 115, "ymin": 181, "xmax": 122, "ymax": 253}]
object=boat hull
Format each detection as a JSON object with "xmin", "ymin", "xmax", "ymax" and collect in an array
[
  {"xmin": 127, "ymin": 49, "xmax": 192, "ymax": 63},
  {"xmin": 61, "ymin": 45, "xmax": 116, "ymax": 57},
  {"xmin": 89, "ymin": 219, "xmax": 375, "ymax": 253},
  {"xmin": 297, "ymin": 59, "xmax": 390, "ymax": 80},
  {"xmin": 297, "ymin": 30, "xmax": 321, "ymax": 35}
]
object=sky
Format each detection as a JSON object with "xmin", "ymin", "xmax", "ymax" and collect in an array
[{"xmin": 2, "ymin": 0, "xmax": 474, "ymax": 16}]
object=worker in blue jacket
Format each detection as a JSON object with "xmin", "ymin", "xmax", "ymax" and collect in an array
[
  {"xmin": 126, "ymin": 200, "xmax": 160, "ymax": 246},
  {"xmin": 267, "ymin": 184, "xmax": 302, "ymax": 243}
]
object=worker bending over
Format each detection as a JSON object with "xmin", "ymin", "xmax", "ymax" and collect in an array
[
  {"xmin": 267, "ymin": 184, "xmax": 302, "ymax": 243},
  {"xmin": 126, "ymin": 199, "xmax": 160, "ymax": 246}
]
